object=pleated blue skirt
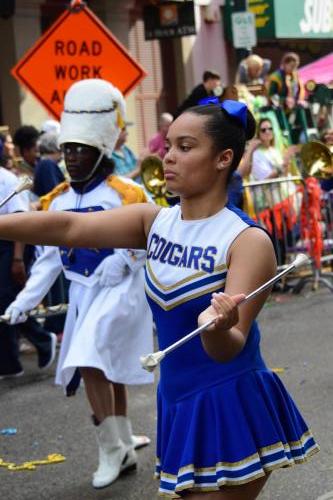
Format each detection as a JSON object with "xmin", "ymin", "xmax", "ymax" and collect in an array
[{"xmin": 155, "ymin": 369, "xmax": 319, "ymax": 498}]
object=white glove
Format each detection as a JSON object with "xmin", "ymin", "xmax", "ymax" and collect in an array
[
  {"xmin": 122, "ymin": 249, "xmax": 146, "ymax": 273},
  {"xmin": 94, "ymin": 253, "xmax": 128, "ymax": 287},
  {"xmin": 4, "ymin": 304, "xmax": 28, "ymax": 325}
]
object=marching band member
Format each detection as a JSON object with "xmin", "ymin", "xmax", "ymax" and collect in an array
[
  {"xmin": 4, "ymin": 79, "xmax": 154, "ymax": 489},
  {"xmin": 0, "ymin": 167, "xmax": 57, "ymax": 378},
  {"xmin": 0, "ymin": 99, "xmax": 319, "ymax": 499}
]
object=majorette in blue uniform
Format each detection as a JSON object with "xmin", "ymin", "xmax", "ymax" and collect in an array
[{"xmin": 145, "ymin": 202, "xmax": 319, "ymax": 498}]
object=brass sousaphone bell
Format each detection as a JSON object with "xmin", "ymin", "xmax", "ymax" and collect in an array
[
  {"xmin": 140, "ymin": 155, "xmax": 179, "ymax": 206},
  {"xmin": 299, "ymin": 141, "xmax": 333, "ymax": 180}
]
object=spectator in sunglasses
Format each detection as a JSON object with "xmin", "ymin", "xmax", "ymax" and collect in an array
[
  {"xmin": 237, "ymin": 118, "xmax": 300, "ymax": 184},
  {"xmin": 240, "ymin": 118, "xmax": 300, "ymax": 269},
  {"xmin": 250, "ymin": 118, "xmax": 287, "ymax": 180}
]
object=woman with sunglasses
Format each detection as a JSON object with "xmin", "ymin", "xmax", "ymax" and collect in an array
[
  {"xmin": 0, "ymin": 98, "xmax": 319, "ymax": 499},
  {"xmin": 250, "ymin": 118, "xmax": 287, "ymax": 181},
  {"xmin": 245, "ymin": 118, "xmax": 301, "ymax": 269}
]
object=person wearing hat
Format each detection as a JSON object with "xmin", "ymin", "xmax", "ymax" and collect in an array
[
  {"xmin": 40, "ymin": 119, "xmax": 61, "ymax": 136},
  {"xmin": 4, "ymin": 79, "xmax": 154, "ymax": 489}
]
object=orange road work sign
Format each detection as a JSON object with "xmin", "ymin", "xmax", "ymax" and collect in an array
[{"xmin": 11, "ymin": 4, "xmax": 146, "ymax": 120}]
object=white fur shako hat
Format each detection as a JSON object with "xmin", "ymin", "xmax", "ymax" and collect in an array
[{"xmin": 58, "ymin": 79, "xmax": 126, "ymax": 158}]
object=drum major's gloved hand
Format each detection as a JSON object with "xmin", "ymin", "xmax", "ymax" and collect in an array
[
  {"xmin": 94, "ymin": 253, "xmax": 129, "ymax": 287},
  {"xmin": 4, "ymin": 303, "xmax": 28, "ymax": 325}
]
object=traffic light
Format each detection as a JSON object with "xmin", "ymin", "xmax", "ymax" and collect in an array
[{"xmin": 0, "ymin": 0, "xmax": 15, "ymax": 19}]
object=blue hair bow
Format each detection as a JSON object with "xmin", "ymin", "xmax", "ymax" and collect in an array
[{"xmin": 197, "ymin": 96, "xmax": 247, "ymax": 129}]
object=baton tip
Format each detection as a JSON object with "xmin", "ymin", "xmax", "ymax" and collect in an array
[
  {"xmin": 293, "ymin": 253, "xmax": 310, "ymax": 269},
  {"xmin": 140, "ymin": 352, "xmax": 164, "ymax": 372},
  {"xmin": 15, "ymin": 176, "xmax": 33, "ymax": 193}
]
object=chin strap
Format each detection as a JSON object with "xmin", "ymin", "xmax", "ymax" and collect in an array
[{"xmin": 70, "ymin": 150, "xmax": 105, "ymax": 184}]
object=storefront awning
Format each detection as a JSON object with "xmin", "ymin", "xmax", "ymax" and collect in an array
[{"xmin": 298, "ymin": 52, "xmax": 333, "ymax": 85}]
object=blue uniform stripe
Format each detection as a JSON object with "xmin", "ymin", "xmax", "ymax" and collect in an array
[
  {"xmin": 157, "ymin": 436, "xmax": 318, "ymax": 489},
  {"xmin": 145, "ymin": 268, "xmax": 227, "ymax": 302}
]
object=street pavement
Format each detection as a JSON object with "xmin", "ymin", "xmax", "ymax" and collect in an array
[{"xmin": 0, "ymin": 288, "xmax": 332, "ymax": 500}]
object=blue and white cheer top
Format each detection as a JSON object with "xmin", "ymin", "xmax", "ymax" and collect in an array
[{"xmin": 145, "ymin": 203, "xmax": 319, "ymax": 498}]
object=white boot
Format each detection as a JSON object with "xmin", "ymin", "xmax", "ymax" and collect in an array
[
  {"xmin": 115, "ymin": 416, "xmax": 137, "ymax": 473},
  {"xmin": 92, "ymin": 416, "xmax": 127, "ymax": 489}
]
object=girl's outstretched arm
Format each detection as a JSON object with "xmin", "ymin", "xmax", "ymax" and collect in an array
[{"xmin": 0, "ymin": 203, "xmax": 161, "ymax": 250}]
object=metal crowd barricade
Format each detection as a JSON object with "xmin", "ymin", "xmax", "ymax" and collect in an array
[{"xmin": 243, "ymin": 176, "xmax": 333, "ymax": 293}]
